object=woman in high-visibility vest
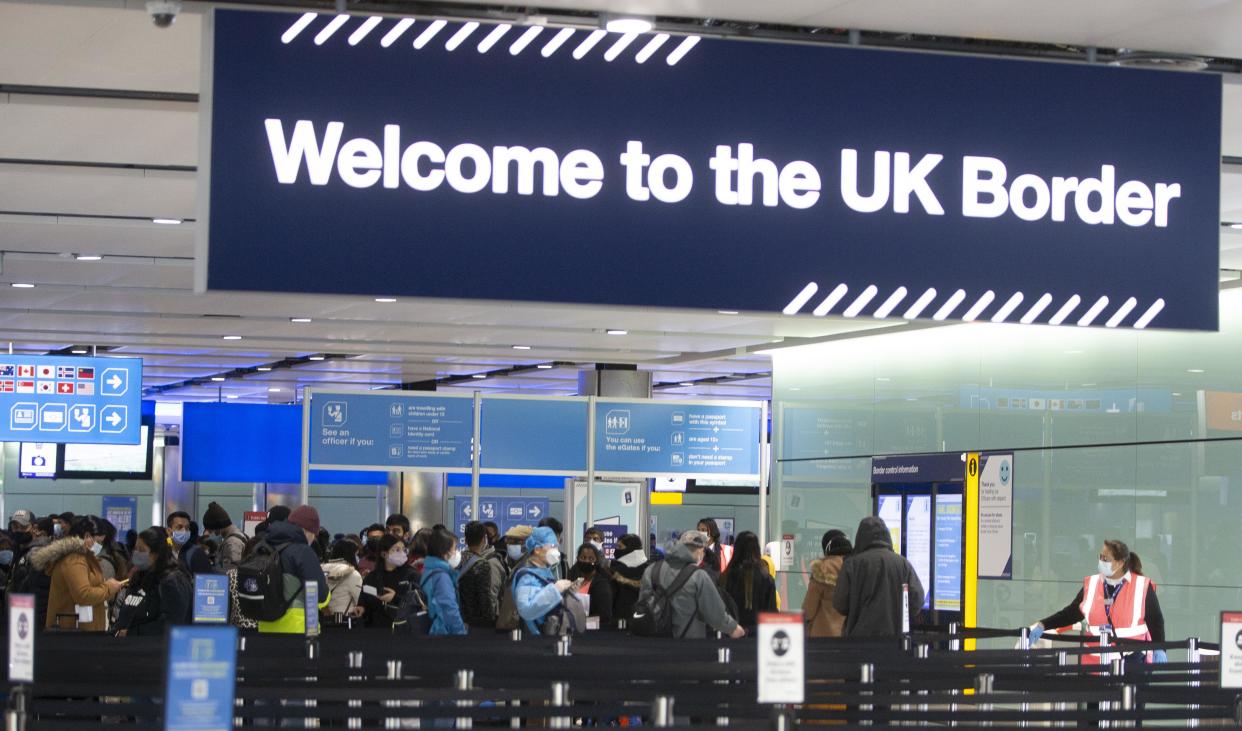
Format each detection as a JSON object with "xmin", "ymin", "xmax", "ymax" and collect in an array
[{"xmin": 1027, "ymin": 539, "xmax": 1166, "ymax": 664}]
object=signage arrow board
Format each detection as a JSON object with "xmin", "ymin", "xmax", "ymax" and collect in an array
[
  {"xmin": 593, "ymin": 399, "xmax": 762, "ymax": 478},
  {"xmin": 202, "ymin": 10, "xmax": 1219, "ymax": 331},
  {"xmin": 0, "ymin": 355, "xmax": 142, "ymax": 444},
  {"xmin": 308, "ymin": 390, "xmax": 474, "ymax": 472}
]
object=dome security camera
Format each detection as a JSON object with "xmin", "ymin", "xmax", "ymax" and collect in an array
[{"xmin": 145, "ymin": 0, "xmax": 182, "ymax": 28}]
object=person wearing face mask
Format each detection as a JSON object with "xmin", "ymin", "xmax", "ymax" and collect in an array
[
  {"xmin": 568, "ymin": 544, "xmax": 614, "ymax": 626},
  {"xmin": 8, "ymin": 510, "xmax": 36, "ymax": 564},
  {"xmin": 1027, "ymin": 539, "xmax": 1166, "ymax": 664},
  {"xmin": 168, "ymin": 513, "xmax": 212, "ymax": 576},
  {"xmin": 637, "ymin": 530, "xmax": 745, "ymax": 639},
  {"xmin": 114, "ymin": 527, "xmax": 192, "ymax": 637},
  {"xmin": 353, "ymin": 534, "xmax": 419, "ymax": 629},
  {"xmin": 254, "ymin": 505, "xmax": 330, "ymax": 634},
  {"xmin": 537, "ymin": 517, "xmax": 569, "ymax": 580},
  {"xmin": 502, "ymin": 525, "xmax": 532, "ymax": 570},
  {"xmin": 420, "ymin": 527, "xmax": 467, "ymax": 636},
  {"xmin": 513, "ymin": 527, "xmax": 577, "ymax": 635},
  {"xmin": 583, "ymin": 527, "xmax": 611, "ymax": 571},
  {"xmin": 8, "ymin": 517, "xmax": 54, "ymax": 629},
  {"xmin": 0, "ymin": 535, "xmax": 15, "ymax": 593},
  {"xmin": 357, "ymin": 524, "xmax": 386, "ymax": 577},
  {"xmin": 91, "ymin": 517, "xmax": 129, "ymax": 583},
  {"xmin": 201, "ymin": 503, "xmax": 248, "ymax": 573},
  {"xmin": 34, "ymin": 516, "xmax": 125, "ymax": 631},
  {"xmin": 610, "ymin": 534, "xmax": 650, "ymax": 625},
  {"xmin": 458, "ymin": 521, "xmax": 507, "ymax": 630},
  {"xmin": 52, "ymin": 513, "xmax": 75, "ymax": 540}
]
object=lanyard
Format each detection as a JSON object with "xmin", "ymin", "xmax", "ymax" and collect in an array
[{"xmin": 1102, "ymin": 579, "xmax": 1125, "ymax": 627}]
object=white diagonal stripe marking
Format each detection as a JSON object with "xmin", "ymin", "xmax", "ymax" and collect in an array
[
  {"xmin": 380, "ymin": 18, "xmax": 415, "ymax": 47},
  {"xmin": 314, "ymin": 14, "xmax": 350, "ymax": 45},
  {"xmin": 933, "ymin": 290, "xmax": 967, "ymax": 321},
  {"xmin": 962, "ymin": 290, "xmax": 995, "ymax": 321},
  {"xmin": 509, "ymin": 26, "xmax": 543, "ymax": 55},
  {"xmin": 445, "ymin": 22, "xmax": 480, "ymax": 51},
  {"xmin": 843, "ymin": 284, "xmax": 879, "ymax": 318},
  {"xmin": 635, "ymin": 34, "xmax": 670, "ymax": 63},
  {"xmin": 873, "ymin": 287, "xmax": 908, "ymax": 319},
  {"xmin": 478, "ymin": 24, "xmax": 511, "ymax": 53},
  {"xmin": 1020, "ymin": 293, "xmax": 1054, "ymax": 324},
  {"xmin": 812, "ymin": 284, "xmax": 849, "ymax": 317},
  {"xmin": 1077, "ymin": 296, "xmax": 1110, "ymax": 326},
  {"xmin": 902, "ymin": 288, "xmax": 937, "ymax": 320},
  {"xmin": 604, "ymin": 32, "xmax": 640, "ymax": 61},
  {"xmin": 414, "ymin": 20, "xmax": 447, "ymax": 49},
  {"xmin": 1105, "ymin": 297, "xmax": 1139, "ymax": 328},
  {"xmin": 1133, "ymin": 299, "xmax": 1165, "ymax": 329},
  {"xmin": 783, "ymin": 282, "xmax": 819, "ymax": 315},
  {"xmin": 991, "ymin": 292, "xmax": 1024, "ymax": 323},
  {"xmin": 1049, "ymin": 295, "xmax": 1082, "ymax": 326},
  {"xmin": 541, "ymin": 28, "xmax": 575, "ymax": 57},
  {"xmin": 573, "ymin": 29, "xmax": 608, "ymax": 59},
  {"xmin": 666, "ymin": 35, "xmax": 700, "ymax": 65},
  {"xmin": 348, "ymin": 16, "xmax": 383, "ymax": 45},
  {"xmin": 282, "ymin": 12, "xmax": 317, "ymax": 44}
]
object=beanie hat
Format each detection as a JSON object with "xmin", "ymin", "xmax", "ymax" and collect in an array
[
  {"xmin": 267, "ymin": 505, "xmax": 292, "ymax": 523},
  {"xmin": 822, "ymin": 529, "xmax": 852, "ymax": 556},
  {"xmin": 202, "ymin": 502, "xmax": 232, "ymax": 531},
  {"xmin": 288, "ymin": 505, "xmax": 321, "ymax": 536},
  {"xmin": 524, "ymin": 526, "xmax": 558, "ymax": 552}
]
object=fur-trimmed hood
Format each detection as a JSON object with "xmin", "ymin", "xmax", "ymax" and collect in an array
[
  {"xmin": 322, "ymin": 559, "xmax": 357, "ymax": 581},
  {"xmin": 809, "ymin": 555, "xmax": 843, "ymax": 585},
  {"xmin": 30, "ymin": 536, "xmax": 91, "ymax": 573}
]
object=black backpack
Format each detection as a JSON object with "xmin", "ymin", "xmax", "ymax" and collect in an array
[
  {"xmin": 630, "ymin": 562, "xmax": 698, "ymax": 638},
  {"xmin": 235, "ymin": 539, "xmax": 293, "ymax": 622}
]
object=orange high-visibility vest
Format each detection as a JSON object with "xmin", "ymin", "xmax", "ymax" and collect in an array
[{"xmin": 1079, "ymin": 572, "xmax": 1153, "ymax": 664}]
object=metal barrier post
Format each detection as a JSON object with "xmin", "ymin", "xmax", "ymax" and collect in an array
[
  {"xmin": 1055, "ymin": 651, "xmax": 1072, "ymax": 728},
  {"xmin": 386, "ymin": 660, "xmax": 407, "ymax": 730},
  {"xmin": 1188, "ymin": 637, "xmax": 1201, "ymax": 728},
  {"xmin": 975, "ymin": 673, "xmax": 994, "ymax": 728},
  {"xmin": 1119, "ymin": 685, "xmax": 1136, "ymax": 729},
  {"xmin": 510, "ymin": 629, "xmax": 522, "ymax": 642},
  {"xmin": 1020, "ymin": 626, "xmax": 1031, "ymax": 651},
  {"xmin": 6, "ymin": 685, "xmax": 27, "ymax": 731},
  {"xmin": 716, "ymin": 647, "xmax": 732, "ymax": 726},
  {"xmin": 916, "ymin": 643, "xmax": 930, "ymax": 723},
  {"xmin": 653, "ymin": 696, "xmax": 675, "ymax": 727},
  {"xmin": 556, "ymin": 636, "xmax": 572, "ymax": 656},
  {"xmin": 859, "ymin": 663, "xmax": 875, "ymax": 727},
  {"xmin": 949, "ymin": 622, "xmax": 961, "ymax": 652},
  {"xmin": 456, "ymin": 669, "xmax": 475, "ymax": 730},
  {"xmin": 551, "ymin": 682, "xmax": 571, "ymax": 729}
]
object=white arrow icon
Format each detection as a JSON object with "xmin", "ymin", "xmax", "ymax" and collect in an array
[
  {"xmin": 107, "ymin": 375, "xmax": 122, "ymax": 390},
  {"xmin": 100, "ymin": 368, "xmax": 128, "ymax": 396},
  {"xmin": 106, "ymin": 412, "xmax": 121, "ymax": 427}
]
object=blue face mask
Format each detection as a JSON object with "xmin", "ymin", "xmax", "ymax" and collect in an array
[
  {"xmin": 0, "ymin": 550, "xmax": 14, "ymax": 566},
  {"xmin": 171, "ymin": 530, "xmax": 190, "ymax": 546}
]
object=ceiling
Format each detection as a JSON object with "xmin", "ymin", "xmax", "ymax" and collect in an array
[{"xmin": 0, "ymin": 0, "xmax": 1240, "ymax": 404}]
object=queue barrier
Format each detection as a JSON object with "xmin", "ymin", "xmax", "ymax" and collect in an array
[{"xmin": 5, "ymin": 626, "xmax": 1241, "ymax": 730}]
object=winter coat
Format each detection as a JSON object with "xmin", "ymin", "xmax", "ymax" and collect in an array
[
  {"xmin": 610, "ymin": 550, "xmax": 649, "ymax": 623},
  {"xmin": 421, "ymin": 556, "xmax": 467, "ymax": 636},
  {"xmin": 32, "ymin": 537, "xmax": 119, "ymax": 631},
  {"xmin": 803, "ymin": 556, "xmax": 846, "ymax": 638},
  {"xmin": 213, "ymin": 526, "xmax": 249, "ymax": 573},
  {"xmin": 514, "ymin": 563, "xmax": 562, "ymax": 635},
  {"xmin": 10, "ymin": 537, "xmax": 52, "ymax": 629},
  {"xmin": 256, "ymin": 521, "xmax": 329, "ymax": 634},
  {"xmin": 832, "ymin": 517, "xmax": 924, "ymax": 638},
  {"xmin": 637, "ymin": 544, "xmax": 739, "ymax": 639},
  {"xmin": 458, "ymin": 548, "xmax": 507, "ymax": 628},
  {"xmin": 721, "ymin": 561, "xmax": 778, "ymax": 632},
  {"xmin": 567, "ymin": 564, "xmax": 614, "ymax": 624},
  {"xmin": 322, "ymin": 560, "xmax": 363, "ymax": 616},
  {"xmin": 360, "ymin": 563, "xmax": 419, "ymax": 629},
  {"xmin": 116, "ymin": 567, "xmax": 192, "ymax": 636}
]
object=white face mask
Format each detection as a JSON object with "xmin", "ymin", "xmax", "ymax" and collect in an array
[
  {"xmin": 89, "ymin": 542, "xmax": 103, "ymax": 557},
  {"xmin": 1098, "ymin": 559, "xmax": 1115, "ymax": 577},
  {"xmin": 545, "ymin": 548, "xmax": 562, "ymax": 567},
  {"xmin": 386, "ymin": 551, "xmax": 408, "ymax": 568},
  {"xmin": 506, "ymin": 545, "xmax": 523, "ymax": 561},
  {"xmin": 589, "ymin": 540, "xmax": 603, "ymax": 553},
  {"xmin": 447, "ymin": 551, "xmax": 462, "ymax": 569}
]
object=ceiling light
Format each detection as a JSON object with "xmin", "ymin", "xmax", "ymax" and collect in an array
[
  {"xmin": 10, "ymin": 283, "xmax": 34, "ymax": 289},
  {"xmin": 1064, "ymin": 350, "xmax": 1084, "ymax": 355},
  {"xmin": 374, "ymin": 297, "xmax": 397, "ymax": 303},
  {"xmin": 536, "ymin": 364, "xmax": 555, "ymax": 369},
  {"xmin": 152, "ymin": 218, "xmax": 183, "ymax": 225},
  {"xmin": 606, "ymin": 329, "xmax": 628, "ymax": 335},
  {"xmin": 472, "ymin": 373, "xmax": 487, "ymax": 379},
  {"xmin": 225, "ymin": 394, "xmax": 239, "ymax": 399},
  {"xmin": 222, "ymin": 335, "xmax": 242, "ymax": 341},
  {"xmin": 679, "ymin": 382, "xmax": 694, "ymax": 387},
  {"xmin": 256, "ymin": 366, "xmax": 273, "ymax": 372},
  {"xmin": 211, "ymin": 377, "xmax": 226, "ymax": 382},
  {"xmin": 268, "ymin": 387, "xmax": 282, "ymax": 393},
  {"xmin": 70, "ymin": 348, "xmax": 88, "ymax": 355},
  {"xmin": 1187, "ymin": 368, "xmax": 1205, "ymax": 373},
  {"xmin": 512, "ymin": 345, "xmax": 531, "ymax": 350},
  {"xmin": 308, "ymin": 355, "xmax": 326, "ymax": 361},
  {"xmin": 74, "ymin": 254, "xmax": 103, "ymax": 261},
  {"xmin": 603, "ymin": 14, "xmax": 654, "ymax": 34},
  {"xmin": 717, "ymin": 310, "xmax": 739, "ymax": 315},
  {"xmin": 1231, "ymin": 224, "xmax": 1242, "ymax": 230},
  {"xmin": 290, "ymin": 317, "xmax": 312, "ymax": 323}
]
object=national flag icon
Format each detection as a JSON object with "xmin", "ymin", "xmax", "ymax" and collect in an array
[
  {"xmin": 0, "ymin": 381, "xmax": 13, "ymax": 393},
  {"xmin": 56, "ymin": 366, "xmax": 76, "ymax": 379},
  {"xmin": 56, "ymin": 382, "xmax": 75, "ymax": 395},
  {"xmin": 77, "ymin": 381, "xmax": 94, "ymax": 395},
  {"xmin": 17, "ymin": 365, "xmax": 34, "ymax": 378},
  {"xmin": 77, "ymin": 367, "xmax": 95, "ymax": 380},
  {"xmin": 37, "ymin": 381, "xmax": 54, "ymax": 394},
  {"xmin": 0, "ymin": 365, "xmax": 13, "ymax": 377},
  {"xmin": 37, "ymin": 365, "xmax": 54, "ymax": 379},
  {"xmin": 16, "ymin": 380, "xmax": 34, "ymax": 393}
]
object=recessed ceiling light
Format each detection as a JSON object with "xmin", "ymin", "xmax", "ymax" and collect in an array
[
  {"xmin": 512, "ymin": 345, "xmax": 531, "ymax": 350},
  {"xmin": 290, "ymin": 317, "xmax": 312, "ymax": 323},
  {"xmin": 717, "ymin": 310, "xmax": 739, "ymax": 315},
  {"xmin": 74, "ymin": 254, "xmax": 103, "ymax": 261},
  {"xmin": 225, "ymin": 394, "xmax": 239, "ymax": 399},
  {"xmin": 10, "ymin": 283, "xmax": 34, "ymax": 289},
  {"xmin": 1231, "ymin": 223, "xmax": 1242, "ymax": 230},
  {"xmin": 875, "ymin": 377, "xmax": 891, "ymax": 382},
  {"xmin": 211, "ymin": 377, "xmax": 226, "ymax": 382},
  {"xmin": 1064, "ymin": 350, "xmax": 1084, "ymax": 355},
  {"xmin": 1172, "ymin": 392, "xmax": 1182, "ymax": 397},
  {"xmin": 679, "ymin": 382, "xmax": 694, "ymax": 387},
  {"xmin": 268, "ymin": 387, "xmax": 282, "ymax": 393},
  {"xmin": 603, "ymin": 15, "xmax": 654, "ymax": 33},
  {"xmin": 606, "ymin": 329, "xmax": 628, "ymax": 335},
  {"xmin": 308, "ymin": 355, "xmax": 326, "ymax": 361},
  {"xmin": 536, "ymin": 364, "xmax": 554, "ymax": 369},
  {"xmin": 374, "ymin": 297, "xmax": 397, "ymax": 303},
  {"xmin": 1187, "ymin": 368, "xmax": 1205, "ymax": 373},
  {"xmin": 256, "ymin": 366, "xmax": 273, "ymax": 372},
  {"xmin": 70, "ymin": 348, "xmax": 88, "ymax": 355},
  {"xmin": 472, "ymin": 373, "xmax": 488, "ymax": 379},
  {"xmin": 222, "ymin": 335, "xmax": 242, "ymax": 341},
  {"xmin": 152, "ymin": 218, "xmax": 182, "ymax": 225}
]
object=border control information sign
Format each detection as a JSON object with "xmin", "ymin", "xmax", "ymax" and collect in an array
[
  {"xmin": 202, "ymin": 10, "xmax": 1220, "ymax": 330},
  {"xmin": 758, "ymin": 613, "xmax": 804, "ymax": 704},
  {"xmin": 0, "ymin": 355, "xmax": 142, "ymax": 444}
]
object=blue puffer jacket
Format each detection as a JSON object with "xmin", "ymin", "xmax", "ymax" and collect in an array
[{"xmin": 421, "ymin": 556, "xmax": 467, "ymax": 636}]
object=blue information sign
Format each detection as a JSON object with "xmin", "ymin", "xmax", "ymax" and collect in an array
[
  {"xmin": 308, "ymin": 391, "xmax": 474, "ymax": 471},
  {"xmin": 454, "ymin": 495, "xmax": 549, "ymax": 544},
  {"xmin": 0, "ymin": 355, "xmax": 142, "ymax": 444},
  {"xmin": 192, "ymin": 575, "xmax": 229, "ymax": 624},
  {"xmin": 481, "ymin": 397, "xmax": 588, "ymax": 473},
  {"xmin": 594, "ymin": 400, "xmax": 761, "ymax": 477},
  {"xmin": 101, "ymin": 496, "xmax": 137, "ymax": 539},
  {"xmin": 164, "ymin": 625, "xmax": 238, "ymax": 731}
]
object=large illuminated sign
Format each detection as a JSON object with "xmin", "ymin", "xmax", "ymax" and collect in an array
[{"xmin": 201, "ymin": 10, "xmax": 1221, "ymax": 330}]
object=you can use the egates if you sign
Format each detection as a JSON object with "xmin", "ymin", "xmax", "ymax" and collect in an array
[{"xmin": 758, "ymin": 613, "xmax": 805, "ymax": 704}]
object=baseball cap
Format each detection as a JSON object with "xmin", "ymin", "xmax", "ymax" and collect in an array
[
  {"xmin": 9, "ymin": 510, "xmax": 33, "ymax": 527},
  {"xmin": 678, "ymin": 529, "xmax": 709, "ymax": 549}
]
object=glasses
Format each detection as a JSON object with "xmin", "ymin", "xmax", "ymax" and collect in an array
[{"xmin": 1098, "ymin": 554, "xmax": 1113, "ymax": 562}]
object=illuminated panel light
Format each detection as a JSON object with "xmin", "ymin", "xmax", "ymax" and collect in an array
[
  {"xmin": 962, "ymin": 290, "xmax": 995, "ymax": 321},
  {"xmin": 782, "ymin": 282, "xmax": 819, "ymax": 315},
  {"xmin": 666, "ymin": 36, "xmax": 700, "ymax": 66},
  {"xmin": 153, "ymin": 218, "xmax": 182, "ymax": 225},
  {"xmin": 472, "ymin": 373, "xmax": 488, "ymax": 379},
  {"xmin": 536, "ymin": 364, "xmax": 555, "ymax": 369},
  {"xmin": 1076, "ymin": 296, "xmax": 1110, "ymax": 327},
  {"xmin": 381, "ymin": 18, "xmax": 415, "ymax": 47},
  {"xmin": 990, "ymin": 292, "xmax": 1024, "ymax": 323},
  {"xmin": 413, "ymin": 20, "xmax": 448, "ymax": 49},
  {"xmin": 541, "ymin": 28, "xmax": 575, "ymax": 57},
  {"xmin": 477, "ymin": 24, "xmax": 511, "ymax": 53},
  {"xmin": 604, "ymin": 32, "xmax": 640, "ymax": 62},
  {"xmin": 313, "ymin": 14, "xmax": 350, "ymax": 46},
  {"xmin": 348, "ymin": 16, "xmax": 383, "ymax": 46},
  {"xmin": 604, "ymin": 17, "xmax": 654, "ymax": 34},
  {"xmin": 1133, "ymin": 299, "xmax": 1165, "ymax": 329},
  {"xmin": 445, "ymin": 22, "xmax": 480, "ymax": 52},
  {"xmin": 572, "ymin": 30, "xmax": 608, "ymax": 60},
  {"xmin": 222, "ymin": 335, "xmax": 242, "ymax": 341},
  {"xmin": 1019, "ymin": 293, "xmax": 1054, "ymax": 324},
  {"xmin": 509, "ymin": 26, "xmax": 543, "ymax": 55},
  {"xmin": 635, "ymin": 34, "xmax": 670, "ymax": 64},
  {"xmin": 1105, "ymin": 297, "xmax": 1138, "ymax": 328},
  {"xmin": 932, "ymin": 289, "xmax": 967, "ymax": 321},
  {"xmin": 872, "ymin": 287, "xmax": 908, "ymax": 319},
  {"xmin": 842, "ymin": 284, "xmax": 879, "ymax": 318},
  {"xmin": 902, "ymin": 288, "xmax": 937, "ymax": 319},
  {"xmin": 1048, "ymin": 295, "xmax": 1082, "ymax": 326},
  {"xmin": 281, "ymin": 13, "xmax": 318, "ymax": 44}
]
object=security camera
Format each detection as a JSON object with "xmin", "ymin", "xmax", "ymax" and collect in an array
[{"xmin": 145, "ymin": 0, "xmax": 182, "ymax": 28}]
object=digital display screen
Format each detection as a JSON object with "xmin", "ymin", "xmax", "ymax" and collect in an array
[
  {"xmin": 61, "ymin": 425, "xmax": 151, "ymax": 476},
  {"xmin": 18, "ymin": 443, "xmax": 56, "ymax": 478},
  {"xmin": 934, "ymin": 494, "xmax": 964, "ymax": 612},
  {"xmin": 906, "ymin": 495, "xmax": 932, "ymax": 611},
  {"xmin": 877, "ymin": 495, "xmax": 903, "ymax": 551}
]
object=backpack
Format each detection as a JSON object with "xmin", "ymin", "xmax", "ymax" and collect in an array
[
  {"xmin": 235, "ymin": 539, "xmax": 293, "ymax": 622},
  {"xmin": 495, "ymin": 560, "xmax": 526, "ymax": 631},
  {"xmin": 384, "ymin": 576, "xmax": 433, "ymax": 635},
  {"xmin": 460, "ymin": 553, "xmax": 505, "ymax": 627},
  {"xmin": 631, "ymin": 562, "xmax": 698, "ymax": 638},
  {"xmin": 508, "ymin": 568, "xmax": 585, "ymax": 636}
]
